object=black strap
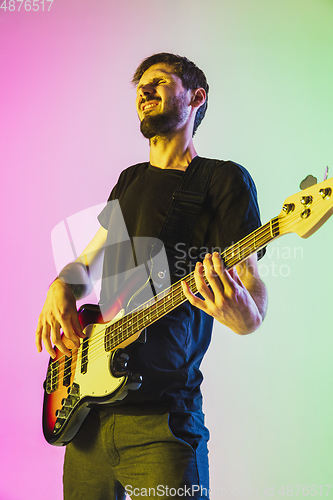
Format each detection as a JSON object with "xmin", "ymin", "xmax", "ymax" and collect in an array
[
  {"xmin": 156, "ymin": 156, "xmax": 218, "ymax": 265},
  {"xmin": 142, "ymin": 156, "xmax": 218, "ymax": 340}
]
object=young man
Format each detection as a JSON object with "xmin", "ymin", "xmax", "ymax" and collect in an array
[{"xmin": 36, "ymin": 53, "xmax": 267, "ymax": 499}]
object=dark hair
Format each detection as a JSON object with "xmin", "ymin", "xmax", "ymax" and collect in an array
[{"xmin": 132, "ymin": 53, "xmax": 209, "ymax": 136}]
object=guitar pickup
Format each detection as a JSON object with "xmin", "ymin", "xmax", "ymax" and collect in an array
[
  {"xmin": 68, "ymin": 382, "xmax": 80, "ymax": 396},
  {"xmin": 81, "ymin": 338, "xmax": 89, "ymax": 374},
  {"xmin": 63, "ymin": 356, "xmax": 72, "ymax": 387}
]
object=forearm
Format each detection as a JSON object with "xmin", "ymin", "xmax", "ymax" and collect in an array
[
  {"xmin": 57, "ymin": 261, "xmax": 93, "ymax": 300},
  {"xmin": 244, "ymin": 275, "xmax": 268, "ymax": 322},
  {"xmin": 36, "ymin": 227, "xmax": 107, "ymax": 358},
  {"xmin": 234, "ymin": 256, "xmax": 268, "ymax": 331},
  {"xmin": 215, "ymin": 266, "xmax": 267, "ymax": 335}
]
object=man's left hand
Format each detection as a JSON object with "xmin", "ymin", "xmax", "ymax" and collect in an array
[{"xmin": 181, "ymin": 252, "xmax": 267, "ymax": 335}]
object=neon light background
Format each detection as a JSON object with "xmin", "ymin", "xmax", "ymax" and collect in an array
[{"xmin": 0, "ymin": 0, "xmax": 332, "ymax": 498}]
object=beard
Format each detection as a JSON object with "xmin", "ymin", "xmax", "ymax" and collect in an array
[{"xmin": 140, "ymin": 92, "xmax": 188, "ymax": 140}]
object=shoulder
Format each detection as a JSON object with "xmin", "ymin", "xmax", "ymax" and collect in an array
[
  {"xmin": 117, "ymin": 161, "xmax": 149, "ymax": 184},
  {"xmin": 199, "ymin": 157, "xmax": 258, "ymax": 194},
  {"xmin": 108, "ymin": 162, "xmax": 149, "ymax": 200}
]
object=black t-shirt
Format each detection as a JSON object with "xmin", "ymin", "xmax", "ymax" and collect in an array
[{"xmin": 98, "ymin": 157, "xmax": 263, "ymax": 412}]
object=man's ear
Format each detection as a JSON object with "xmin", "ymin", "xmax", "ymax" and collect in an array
[{"xmin": 191, "ymin": 88, "xmax": 206, "ymax": 108}]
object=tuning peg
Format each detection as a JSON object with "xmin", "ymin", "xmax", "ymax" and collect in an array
[
  {"xmin": 324, "ymin": 166, "xmax": 329, "ymax": 181},
  {"xmin": 299, "ymin": 174, "xmax": 317, "ymax": 190}
]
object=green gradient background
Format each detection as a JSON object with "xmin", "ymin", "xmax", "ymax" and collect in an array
[
  {"xmin": 197, "ymin": 1, "xmax": 333, "ymax": 495},
  {"xmin": 0, "ymin": 0, "xmax": 332, "ymax": 498}
]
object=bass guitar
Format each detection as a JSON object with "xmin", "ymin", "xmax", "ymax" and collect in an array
[{"xmin": 42, "ymin": 177, "xmax": 333, "ymax": 445}]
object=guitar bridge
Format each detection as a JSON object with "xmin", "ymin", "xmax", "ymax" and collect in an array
[{"xmin": 44, "ymin": 360, "xmax": 59, "ymax": 394}]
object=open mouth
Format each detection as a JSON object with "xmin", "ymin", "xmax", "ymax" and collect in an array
[{"xmin": 142, "ymin": 101, "xmax": 160, "ymax": 111}]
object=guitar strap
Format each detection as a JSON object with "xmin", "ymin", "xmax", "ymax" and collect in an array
[
  {"xmin": 137, "ymin": 156, "xmax": 217, "ymax": 344},
  {"xmin": 155, "ymin": 156, "xmax": 218, "ymax": 279}
]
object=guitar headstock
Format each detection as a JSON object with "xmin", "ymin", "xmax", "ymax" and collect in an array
[{"xmin": 278, "ymin": 177, "xmax": 333, "ymax": 238}]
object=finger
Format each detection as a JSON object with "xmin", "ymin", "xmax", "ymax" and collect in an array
[
  {"xmin": 193, "ymin": 260, "xmax": 216, "ymax": 303},
  {"xmin": 50, "ymin": 321, "xmax": 73, "ymax": 358},
  {"xmin": 41, "ymin": 323, "xmax": 57, "ymax": 359},
  {"xmin": 181, "ymin": 279, "xmax": 206, "ymax": 311},
  {"xmin": 60, "ymin": 317, "xmax": 81, "ymax": 349},
  {"xmin": 228, "ymin": 266, "xmax": 242, "ymax": 285},
  {"xmin": 211, "ymin": 252, "xmax": 225, "ymax": 277},
  {"xmin": 201, "ymin": 254, "xmax": 224, "ymax": 299},
  {"xmin": 71, "ymin": 312, "xmax": 85, "ymax": 339},
  {"xmin": 211, "ymin": 252, "xmax": 237, "ymax": 294},
  {"xmin": 35, "ymin": 320, "xmax": 43, "ymax": 353}
]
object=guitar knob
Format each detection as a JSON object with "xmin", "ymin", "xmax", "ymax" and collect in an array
[
  {"xmin": 61, "ymin": 398, "xmax": 75, "ymax": 408},
  {"xmin": 126, "ymin": 372, "xmax": 142, "ymax": 391},
  {"xmin": 55, "ymin": 409, "xmax": 68, "ymax": 419},
  {"xmin": 117, "ymin": 352, "xmax": 129, "ymax": 370},
  {"xmin": 68, "ymin": 383, "xmax": 80, "ymax": 396},
  {"xmin": 111, "ymin": 349, "xmax": 130, "ymax": 377}
]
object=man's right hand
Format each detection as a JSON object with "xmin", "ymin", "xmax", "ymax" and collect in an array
[{"xmin": 35, "ymin": 279, "xmax": 85, "ymax": 359}]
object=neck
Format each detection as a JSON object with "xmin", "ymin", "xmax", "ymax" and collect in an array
[{"xmin": 148, "ymin": 128, "xmax": 197, "ymax": 171}]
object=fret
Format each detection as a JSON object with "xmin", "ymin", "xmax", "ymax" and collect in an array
[
  {"xmin": 150, "ymin": 298, "xmax": 158, "ymax": 323},
  {"xmin": 144, "ymin": 303, "xmax": 151, "ymax": 327},
  {"xmin": 127, "ymin": 317, "xmax": 133, "ymax": 338},
  {"xmin": 156, "ymin": 296, "xmax": 164, "ymax": 319},
  {"xmin": 138, "ymin": 308, "xmax": 145, "ymax": 331},
  {"xmin": 118, "ymin": 317, "xmax": 124, "ymax": 341},
  {"xmin": 269, "ymin": 219, "xmax": 274, "ymax": 238},
  {"xmin": 163, "ymin": 292, "xmax": 167, "ymax": 314},
  {"xmin": 136, "ymin": 308, "xmax": 140, "ymax": 334},
  {"xmin": 104, "ymin": 324, "xmax": 112, "ymax": 351},
  {"xmin": 165, "ymin": 292, "xmax": 172, "ymax": 312}
]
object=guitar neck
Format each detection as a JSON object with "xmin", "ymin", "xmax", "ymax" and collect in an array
[
  {"xmin": 222, "ymin": 217, "xmax": 279, "ymax": 269},
  {"xmin": 105, "ymin": 216, "xmax": 280, "ymax": 351}
]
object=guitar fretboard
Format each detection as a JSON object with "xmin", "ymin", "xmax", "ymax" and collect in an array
[{"xmin": 104, "ymin": 217, "xmax": 280, "ymax": 352}]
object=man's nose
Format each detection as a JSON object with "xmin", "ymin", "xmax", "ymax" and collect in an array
[{"xmin": 139, "ymin": 83, "xmax": 155, "ymax": 97}]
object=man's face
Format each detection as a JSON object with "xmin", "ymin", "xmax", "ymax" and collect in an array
[{"xmin": 135, "ymin": 63, "xmax": 191, "ymax": 139}]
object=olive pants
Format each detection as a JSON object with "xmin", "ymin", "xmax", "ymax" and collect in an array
[{"xmin": 63, "ymin": 409, "xmax": 210, "ymax": 500}]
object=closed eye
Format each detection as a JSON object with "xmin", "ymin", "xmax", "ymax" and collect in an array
[
  {"xmin": 152, "ymin": 78, "xmax": 166, "ymax": 86},
  {"xmin": 137, "ymin": 78, "xmax": 169, "ymax": 95}
]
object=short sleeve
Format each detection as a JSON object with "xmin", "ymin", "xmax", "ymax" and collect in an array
[
  {"xmin": 98, "ymin": 200, "xmax": 113, "ymax": 229},
  {"xmin": 200, "ymin": 161, "xmax": 266, "ymax": 260}
]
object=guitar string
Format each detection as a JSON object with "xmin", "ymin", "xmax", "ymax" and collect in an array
[
  {"xmin": 47, "ymin": 207, "xmax": 314, "ymax": 389},
  {"xmin": 47, "ymin": 219, "xmax": 284, "ymax": 390},
  {"xmin": 84, "ymin": 217, "xmax": 277, "ymax": 353},
  {"xmin": 46, "ymin": 219, "xmax": 279, "ymax": 387},
  {"xmin": 50, "ymin": 184, "xmax": 333, "ymax": 381},
  {"xmin": 46, "ymin": 219, "xmax": 279, "ymax": 388},
  {"xmin": 46, "ymin": 274, "xmax": 197, "ymax": 390}
]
